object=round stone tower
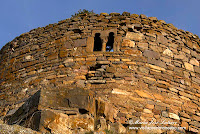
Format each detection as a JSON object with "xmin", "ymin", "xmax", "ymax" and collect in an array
[{"xmin": 0, "ymin": 12, "xmax": 200, "ymax": 133}]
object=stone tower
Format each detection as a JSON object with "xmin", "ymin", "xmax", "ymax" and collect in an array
[{"xmin": 0, "ymin": 12, "xmax": 200, "ymax": 133}]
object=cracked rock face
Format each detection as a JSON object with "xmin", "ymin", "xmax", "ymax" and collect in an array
[{"xmin": 0, "ymin": 12, "xmax": 200, "ymax": 133}]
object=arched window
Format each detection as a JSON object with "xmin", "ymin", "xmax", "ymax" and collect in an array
[
  {"xmin": 93, "ymin": 33, "xmax": 102, "ymax": 51},
  {"xmin": 106, "ymin": 32, "xmax": 114, "ymax": 52}
]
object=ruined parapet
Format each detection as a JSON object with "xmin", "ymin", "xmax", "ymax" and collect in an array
[{"xmin": 0, "ymin": 12, "xmax": 200, "ymax": 133}]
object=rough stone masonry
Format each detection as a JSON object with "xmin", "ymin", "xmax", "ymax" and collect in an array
[{"xmin": 0, "ymin": 12, "xmax": 200, "ymax": 134}]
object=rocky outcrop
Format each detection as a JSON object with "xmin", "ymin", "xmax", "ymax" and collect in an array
[
  {"xmin": 0, "ymin": 12, "xmax": 200, "ymax": 133},
  {"xmin": 0, "ymin": 120, "xmax": 40, "ymax": 134}
]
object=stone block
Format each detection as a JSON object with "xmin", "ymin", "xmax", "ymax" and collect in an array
[
  {"xmin": 111, "ymin": 88, "xmax": 129, "ymax": 95},
  {"xmin": 40, "ymin": 88, "xmax": 96, "ymax": 117},
  {"xmin": 193, "ymin": 42, "xmax": 200, "ymax": 52},
  {"xmin": 31, "ymin": 45, "xmax": 39, "ymax": 51},
  {"xmin": 159, "ymin": 20, "xmax": 166, "ymax": 24},
  {"xmin": 75, "ymin": 75, "xmax": 86, "ymax": 80},
  {"xmin": 121, "ymin": 39, "xmax": 135, "ymax": 47},
  {"xmin": 27, "ymin": 71, "xmax": 36, "ymax": 76},
  {"xmin": 131, "ymin": 14, "xmax": 139, "ymax": 18},
  {"xmin": 184, "ymin": 62, "xmax": 194, "ymax": 71},
  {"xmin": 189, "ymin": 121, "xmax": 200, "ymax": 128},
  {"xmin": 190, "ymin": 58, "xmax": 199, "ymax": 66},
  {"xmin": 169, "ymin": 113, "xmax": 180, "ymax": 120},
  {"xmin": 194, "ymin": 66, "xmax": 200, "ymax": 74},
  {"xmin": 47, "ymin": 53, "xmax": 58, "ymax": 60},
  {"xmin": 59, "ymin": 50, "xmax": 68, "ymax": 58},
  {"xmin": 124, "ymin": 49, "xmax": 142, "ymax": 56},
  {"xmin": 182, "ymin": 47, "xmax": 190, "ymax": 54},
  {"xmin": 145, "ymin": 104, "xmax": 154, "ymax": 110},
  {"xmin": 163, "ymin": 48, "xmax": 173, "ymax": 57},
  {"xmin": 180, "ymin": 117, "xmax": 191, "ymax": 122},
  {"xmin": 64, "ymin": 62, "xmax": 75, "ymax": 67},
  {"xmin": 160, "ymin": 57, "xmax": 171, "ymax": 63},
  {"xmin": 25, "ymin": 55, "xmax": 33, "ymax": 61},
  {"xmin": 162, "ymin": 111, "xmax": 168, "ymax": 117},
  {"xmin": 143, "ymin": 76, "xmax": 156, "ymax": 84},
  {"xmin": 148, "ymin": 17, "xmax": 157, "ymax": 21},
  {"xmin": 156, "ymin": 35, "xmax": 168, "ymax": 44},
  {"xmin": 148, "ymin": 58, "xmax": 166, "ymax": 68},
  {"xmin": 96, "ymin": 99, "xmax": 118, "ymax": 122},
  {"xmin": 181, "ymin": 121, "xmax": 188, "ymax": 130},
  {"xmin": 106, "ymin": 67, "xmax": 116, "ymax": 73},
  {"xmin": 63, "ymin": 80, "xmax": 74, "ymax": 85},
  {"xmin": 135, "ymin": 90, "xmax": 154, "ymax": 99},
  {"xmin": 86, "ymin": 37, "xmax": 94, "ymax": 52},
  {"xmin": 192, "ymin": 77, "xmax": 200, "ymax": 84},
  {"xmin": 191, "ymin": 50, "xmax": 200, "ymax": 60},
  {"xmin": 63, "ymin": 41, "xmax": 73, "ymax": 49},
  {"xmin": 147, "ymin": 64, "xmax": 166, "ymax": 72},
  {"xmin": 75, "ymin": 58, "xmax": 85, "ymax": 61},
  {"xmin": 110, "ymin": 12, "xmax": 120, "ymax": 16},
  {"xmin": 143, "ymin": 109, "xmax": 152, "ymax": 114},
  {"xmin": 100, "ymin": 13, "xmax": 109, "ymax": 16},
  {"xmin": 108, "ymin": 58, "xmax": 120, "ymax": 62},
  {"xmin": 121, "ymin": 58, "xmax": 131, "ymax": 62},
  {"xmin": 88, "ymin": 80, "xmax": 106, "ymax": 84},
  {"xmin": 137, "ymin": 42, "xmax": 148, "ymax": 50},
  {"xmin": 174, "ymin": 54, "xmax": 187, "ymax": 61},
  {"xmin": 192, "ymin": 115, "xmax": 200, "ymax": 122},
  {"xmin": 122, "ymin": 11, "xmax": 130, "ymax": 16},
  {"xmin": 143, "ymin": 50, "xmax": 160, "ymax": 59},
  {"xmin": 140, "ymin": 14, "xmax": 147, "ymax": 19},
  {"xmin": 186, "ymin": 40, "xmax": 193, "ymax": 49},
  {"xmin": 125, "ymin": 32, "xmax": 144, "ymax": 41},
  {"xmin": 126, "ymin": 61, "xmax": 136, "ymax": 65},
  {"xmin": 110, "ymin": 122, "xmax": 126, "ymax": 133},
  {"xmin": 189, "ymin": 126, "xmax": 199, "ymax": 133},
  {"xmin": 63, "ymin": 58, "xmax": 73, "ymax": 62},
  {"xmin": 86, "ymin": 57, "xmax": 96, "ymax": 61},
  {"xmin": 74, "ymin": 38, "xmax": 87, "ymax": 47},
  {"xmin": 40, "ymin": 110, "xmax": 94, "ymax": 134},
  {"xmin": 96, "ymin": 57, "xmax": 107, "ymax": 61},
  {"xmin": 139, "ymin": 67, "xmax": 149, "ymax": 74},
  {"xmin": 179, "ymin": 91, "xmax": 194, "ymax": 100},
  {"xmin": 39, "ymin": 110, "xmax": 70, "ymax": 133},
  {"xmin": 97, "ymin": 61, "xmax": 110, "ymax": 64}
]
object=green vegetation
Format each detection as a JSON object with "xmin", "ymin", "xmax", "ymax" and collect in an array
[{"xmin": 71, "ymin": 9, "xmax": 95, "ymax": 17}]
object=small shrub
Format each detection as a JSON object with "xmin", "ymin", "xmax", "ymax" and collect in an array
[{"xmin": 71, "ymin": 9, "xmax": 95, "ymax": 17}]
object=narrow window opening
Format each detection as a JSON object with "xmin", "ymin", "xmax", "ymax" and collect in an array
[
  {"xmin": 93, "ymin": 33, "xmax": 102, "ymax": 51},
  {"xmin": 106, "ymin": 32, "xmax": 114, "ymax": 52}
]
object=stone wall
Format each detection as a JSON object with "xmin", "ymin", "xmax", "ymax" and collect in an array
[{"xmin": 0, "ymin": 12, "xmax": 200, "ymax": 133}]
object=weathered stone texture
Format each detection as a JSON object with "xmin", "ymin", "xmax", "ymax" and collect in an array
[{"xmin": 0, "ymin": 12, "xmax": 200, "ymax": 133}]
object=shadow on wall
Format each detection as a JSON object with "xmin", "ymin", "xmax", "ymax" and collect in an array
[
  {"xmin": 106, "ymin": 32, "xmax": 114, "ymax": 52},
  {"xmin": 93, "ymin": 33, "xmax": 102, "ymax": 51}
]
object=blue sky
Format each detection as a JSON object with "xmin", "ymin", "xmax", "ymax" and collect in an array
[{"xmin": 0, "ymin": 0, "xmax": 200, "ymax": 49}]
